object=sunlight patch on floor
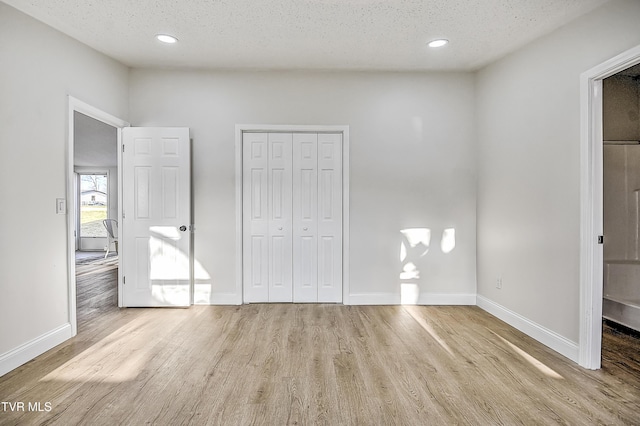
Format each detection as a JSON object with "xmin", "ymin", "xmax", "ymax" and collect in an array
[
  {"xmin": 491, "ymin": 331, "xmax": 563, "ymax": 379},
  {"xmin": 40, "ymin": 317, "xmax": 154, "ymax": 383},
  {"xmin": 404, "ymin": 305, "xmax": 455, "ymax": 357}
]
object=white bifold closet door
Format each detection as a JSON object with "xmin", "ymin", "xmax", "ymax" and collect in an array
[{"xmin": 243, "ymin": 132, "xmax": 342, "ymax": 303}]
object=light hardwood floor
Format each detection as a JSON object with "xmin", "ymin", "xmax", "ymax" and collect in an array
[{"xmin": 1, "ymin": 271, "xmax": 639, "ymax": 425}]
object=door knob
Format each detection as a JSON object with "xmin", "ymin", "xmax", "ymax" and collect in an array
[
  {"xmin": 303, "ymin": 227, "xmax": 308, "ymax": 231},
  {"xmin": 179, "ymin": 225, "xmax": 187, "ymax": 231},
  {"xmin": 278, "ymin": 227, "xmax": 283, "ymax": 230}
]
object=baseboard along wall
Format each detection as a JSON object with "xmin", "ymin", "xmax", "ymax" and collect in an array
[
  {"xmin": 476, "ymin": 295, "xmax": 579, "ymax": 363},
  {"xmin": 0, "ymin": 323, "xmax": 72, "ymax": 377}
]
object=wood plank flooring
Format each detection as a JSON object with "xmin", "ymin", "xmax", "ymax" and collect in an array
[
  {"xmin": 1, "ymin": 271, "xmax": 640, "ymax": 425},
  {"xmin": 75, "ymin": 255, "xmax": 118, "ymax": 279},
  {"xmin": 602, "ymin": 320, "xmax": 640, "ymax": 386}
]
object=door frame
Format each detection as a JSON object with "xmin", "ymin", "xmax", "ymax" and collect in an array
[
  {"xmin": 235, "ymin": 124, "xmax": 350, "ymax": 304},
  {"xmin": 67, "ymin": 96, "xmax": 129, "ymax": 336},
  {"xmin": 580, "ymin": 45, "xmax": 640, "ymax": 369}
]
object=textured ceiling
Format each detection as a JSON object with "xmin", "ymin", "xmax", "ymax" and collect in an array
[{"xmin": 4, "ymin": 0, "xmax": 609, "ymax": 71}]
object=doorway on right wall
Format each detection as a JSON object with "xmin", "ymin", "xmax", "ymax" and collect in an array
[{"xmin": 601, "ymin": 64, "xmax": 640, "ymax": 377}]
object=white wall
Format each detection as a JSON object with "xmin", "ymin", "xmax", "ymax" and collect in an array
[
  {"xmin": 129, "ymin": 69, "xmax": 477, "ymax": 304},
  {"xmin": 476, "ymin": 0, "xmax": 640, "ymax": 345},
  {"xmin": 0, "ymin": 3, "xmax": 128, "ymax": 370}
]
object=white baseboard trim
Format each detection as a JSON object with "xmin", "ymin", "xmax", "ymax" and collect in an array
[
  {"xmin": 194, "ymin": 293, "xmax": 242, "ymax": 305},
  {"xmin": 348, "ymin": 293, "xmax": 401, "ymax": 305},
  {"xmin": 418, "ymin": 293, "xmax": 476, "ymax": 305},
  {"xmin": 476, "ymin": 295, "xmax": 579, "ymax": 363},
  {"xmin": 0, "ymin": 323, "xmax": 72, "ymax": 377},
  {"xmin": 348, "ymin": 293, "xmax": 476, "ymax": 306},
  {"xmin": 196, "ymin": 292, "xmax": 475, "ymax": 306}
]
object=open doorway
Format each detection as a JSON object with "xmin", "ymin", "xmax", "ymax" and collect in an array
[
  {"xmin": 601, "ymin": 64, "xmax": 640, "ymax": 377},
  {"xmin": 73, "ymin": 112, "xmax": 119, "ymax": 330},
  {"xmin": 580, "ymin": 45, "xmax": 640, "ymax": 369},
  {"xmin": 67, "ymin": 97, "xmax": 129, "ymax": 336}
]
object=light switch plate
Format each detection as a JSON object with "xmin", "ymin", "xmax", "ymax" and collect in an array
[{"xmin": 56, "ymin": 198, "xmax": 66, "ymax": 214}]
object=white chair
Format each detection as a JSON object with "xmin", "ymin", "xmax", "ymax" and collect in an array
[{"xmin": 103, "ymin": 219, "xmax": 118, "ymax": 259}]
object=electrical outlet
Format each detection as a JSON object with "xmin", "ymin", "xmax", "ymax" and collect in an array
[{"xmin": 496, "ymin": 277, "xmax": 503, "ymax": 289}]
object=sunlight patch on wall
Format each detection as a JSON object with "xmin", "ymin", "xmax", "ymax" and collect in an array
[
  {"xmin": 400, "ymin": 228, "xmax": 430, "ymax": 274},
  {"xmin": 401, "ymin": 283, "xmax": 420, "ymax": 304},
  {"xmin": 399, "ymin": 227, "xmax": 457, "ymax": 304},
  {"xmin": 441, "ymin": 228, "xmax": 456, "ymax": 254}
]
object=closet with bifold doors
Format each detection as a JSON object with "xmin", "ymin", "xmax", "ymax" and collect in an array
[{"xmin": 242, "ymin": 131, "xmax": 343, "ymax": 303}]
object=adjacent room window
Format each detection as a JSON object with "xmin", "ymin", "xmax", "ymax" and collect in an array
[{"xmin": 79, "ymin": 173, "xmax": 108, "ymax": 238}]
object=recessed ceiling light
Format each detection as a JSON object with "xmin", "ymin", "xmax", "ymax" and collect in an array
[
  {"xmin": 156, "ymin": 34, "xmax": 178, "ymax": 44},
  {"xmin": 428, "ymin": 39, "xmax": 449, "ymax": 48}
]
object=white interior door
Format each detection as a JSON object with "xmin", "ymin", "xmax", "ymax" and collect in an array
[
  {"xmin": 243, "ymin": 131, "xmax": 342, "ymax": 303},
  {"xmin": 315, "ymin": 133, "xmax": 343, "ymax": 302},
  {"xmin": 122, "ymin": 127, "xmax": 191, "ymax": 307}
]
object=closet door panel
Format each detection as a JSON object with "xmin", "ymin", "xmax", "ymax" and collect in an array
[
  {"xmin": 243, "ymin": 133, "xmax": 269, "ymax": 302},
  {"xmin": 317, "ymin": 133, "xmax": 343, "ymax": 302},
  {"xmin": 268, "ymin": 133, "xmax": 293, "ymax": 302},
  {"xmin": 293, "ymin": 133, "xmax": 318, "ymax": 302}
]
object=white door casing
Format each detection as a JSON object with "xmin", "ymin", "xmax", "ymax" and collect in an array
[
  {"xmin": 122, "ymin": 127, "xmax": 192, "ymax": 307},
  {"xmin": 580, "ymin": 45, "xmax": 640, "ymax": 369},
  {"xmin": 243, "ymin": 130, "xmax": 343, "ymax": 303}
]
